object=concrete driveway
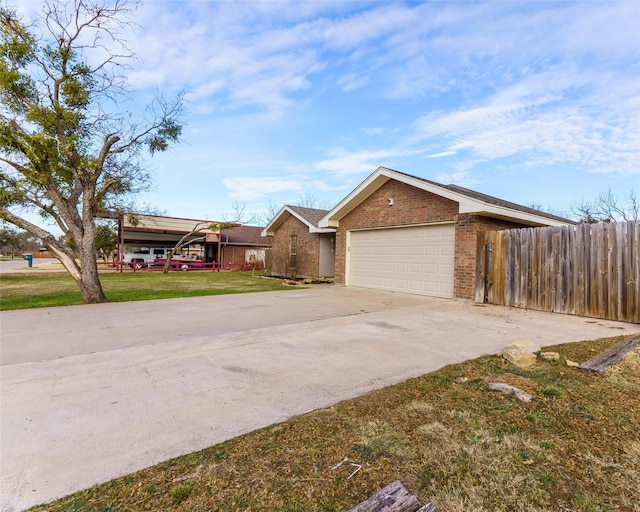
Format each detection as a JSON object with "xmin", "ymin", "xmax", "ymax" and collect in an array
[{"xmin": 1, "ymin": 286, "xmax": 638, "ymax": 511}]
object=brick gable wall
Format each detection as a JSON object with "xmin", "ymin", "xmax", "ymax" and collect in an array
[{"xmin": 271, "ymin": 214, "xmax": 320, "ymax": 278}]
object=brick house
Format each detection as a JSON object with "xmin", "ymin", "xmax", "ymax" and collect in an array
[
  {"xmin": 219, "ymin": 225, "xmax": 271, "ymax": 268},
  {"xmin": 318, "ymin": 167, "xmax": 573, "ymax": 300},
  {"xmin": 262, "ymin": 205, "xmax": 336, "ymax": 279}
]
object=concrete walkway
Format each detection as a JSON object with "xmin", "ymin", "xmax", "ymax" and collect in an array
[
  {"xmin": 0, "ymin": 258, "xmax": 63, "ymax": 274},
  {"xmin": 1, "ymin": 286, "xmax": 638, "ymax": 511}
]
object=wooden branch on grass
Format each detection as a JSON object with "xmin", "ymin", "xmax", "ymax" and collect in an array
[
  {"xmin": 346, "ymin": 480, "xmax": 437, "ymax": 512},
  {"xmin": 578, "ymin": 335, "xmax": 640, "ymax": 372}
]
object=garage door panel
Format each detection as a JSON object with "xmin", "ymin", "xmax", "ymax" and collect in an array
[
  {"xmin": 349, "ymin": 224, "xmax": 455, "ymax": 299},
  {"xmin": 409, "ymin": 262, "xmax": 422, "ymax": 273}
]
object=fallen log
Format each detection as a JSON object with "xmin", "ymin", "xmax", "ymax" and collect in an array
[
  {"xmin": 488, "ymin": 382, "xmax": 533, "ymax": 402},
  {"xmin": 345, "ymin": 480, "xmax": 436, "ymax": 512},
  {"xmin": 578, "ymin": 335, "xmax": 640, "ymax": 373}
]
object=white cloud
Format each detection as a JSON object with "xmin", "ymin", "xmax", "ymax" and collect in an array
[
  {"xmin": 222, "ymin": 176, "xmax": 303, "ymax": 201},
  {"xmin": 314, "ymin": 149, "xmax": 400, "ymax": 176},
  {"xmin": 411, "ymin": 67, "xmax": 640, "ymax": 175},
  {"xmin": 435, "ymin": 169, "xmax": 478, "ymax": 188},
  {"xmin": 427, "ymin": 151, "xmax": 457, "ymax": 159}
]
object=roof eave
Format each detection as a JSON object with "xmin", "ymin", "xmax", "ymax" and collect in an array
[
  {"xmin": 318, "ymin": 166, "xmax": 573, "ymax": 228},
  {"xmin": 263, "ymin": 206, "xmax": 334, "ymax": 235},
  {"xmin": 459, "ymin": 202, "xmax": 573, "ymax": 227}
]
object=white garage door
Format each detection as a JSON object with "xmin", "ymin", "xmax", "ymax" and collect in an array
[{"xmin": 348, "ymin": 224, "xmax": 455, "ymax": 298}]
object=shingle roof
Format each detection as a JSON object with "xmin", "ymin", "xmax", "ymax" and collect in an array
[
  {"xmin": 286, "ymin": 205, "xmax": 331, "ymax": 228},
  {"xmin": 443, "ymin": 183, "xmax": 572, "ymax": 223},
  {"xmin": 389, "ymin": 168, "xmax": 573, "ymax": 224},
  {"xmin": 319, "ymin": 166, "xmax": 574, "ymax": 228},
  {"xmin": 220, "ymin": 225, "xmax": 270, "ymax": 246}
]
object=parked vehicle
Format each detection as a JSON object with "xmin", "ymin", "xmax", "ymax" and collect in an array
[
  {"xmin": 122, "ymin": 248, "xmax": 188, "ymax": 268},
  {"xmin": 155, "ymin": 257, "xmax": 212, "ymax": 271}
]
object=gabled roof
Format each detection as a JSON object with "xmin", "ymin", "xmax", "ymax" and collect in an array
[
  {"xmin": 319, "ymin": 166, "xmax": 574, "ymax": 228},
  {"xmin": 221, "ymin": 225, "xmax": 270, "ymax": 247},
  {"xmin": 261, "ymin": 205, "xmax": 336, "ymax": 236}
]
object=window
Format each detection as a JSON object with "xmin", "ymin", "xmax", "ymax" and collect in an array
[
  {"xmin": 289, "ymin": 235, "xmax": 297, "ymax": 257},
  {"xmin": 289, "ymin": 234, "xmax": 298, "ymax": 271}
]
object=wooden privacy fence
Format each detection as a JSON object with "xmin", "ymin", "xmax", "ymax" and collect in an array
[{"xmin": 476, "ymin": 221, "xmax": 639, "ymax": 323}]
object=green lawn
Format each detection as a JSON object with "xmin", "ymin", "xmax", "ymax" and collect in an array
[
  {"xmin": 27, "ymin": 335, "xmax": 640, "ymax": 512},
  {"xmin": 0, "ymin": 271, "xmax": 291, "ymax": 310}
]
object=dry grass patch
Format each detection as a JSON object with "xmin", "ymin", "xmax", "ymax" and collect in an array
[{"xmin": 30, "ymin": 335, "xmax": 640, "ymax": 512}]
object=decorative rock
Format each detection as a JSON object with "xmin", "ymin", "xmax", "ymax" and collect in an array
[
  {"xmin": 502, "ymin": 347, "xmax": 538, "ymax": 367},
  {"xmin": 566, "ymin": 359, "xmax": 580, "ymax": 367},
  {"xmin": 540, "ymin": 352, "xmax": 560, "ymax": 361},
  {"xmin": 506, "ymin": 340, "xmax": 541, "ymax": 353}
]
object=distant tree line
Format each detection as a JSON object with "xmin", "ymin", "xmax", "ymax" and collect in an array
[{"xmin": 0, "ymin": 226, "xmax": 41, "ymax": 257}]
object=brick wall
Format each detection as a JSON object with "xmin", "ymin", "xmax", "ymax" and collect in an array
[
  {"xmin": 335, "ymin": 180, "xmax": 459, "ymax": 283},
  {"xmin": 271, "ymin": 214, "xmax": 320, "ymax": 278},
  {"xmin": 454, "ymin": 214, "xmax": 527, "ymax": 300},
  {"xmin": 333, "ymin": 179, "xmax": 533, "ymax": 300},
  {"xmin": 220, "ymin": 245, "xmax": 254, "ymax": 266}
]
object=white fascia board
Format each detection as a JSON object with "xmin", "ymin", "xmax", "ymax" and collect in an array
[
  {"xmin": 261, "ymin": 206, "xmax": 291, "ymax": 236},
  {"xmin": 458, "ymin": 202, "xmax": 571, "ymax": 227},
  {"xmin": 319, "ymin": 170, "xmax": 391, "ymax": 228},
  {"xmin": 263, "ymin": 206, "xmax": 336, "ymax": 235},
  {"xmin": 319, "ymin": 166, "xmax": 570, "ymax": 228},
  {"xmin": 308, "ymin": 226, "xmax": 337, "ymax": 234},
  {"xmin": 319, "ymin": 166, "xmax": 464, "ymax": 228},
  {"xmin": 389, "ymin": 170, "xmax": 571, "ymax": 226}
]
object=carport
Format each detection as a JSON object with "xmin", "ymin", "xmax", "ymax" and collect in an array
[{"xmin": 110, "ymin": 213, "xmax": 225, "ymax": 263}]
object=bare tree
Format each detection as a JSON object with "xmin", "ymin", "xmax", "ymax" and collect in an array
[
  {"xmin": 221, "ymin": 199, "xmax": 257, "ymax": 225},
  {"xmin": 572, "ymin": 188, "xmax": 639, "ymax": 223},
  {"xmin": 294, "ymin": 192, "xmax": 333, "ymax": 211},
  {"xmin": 527, "ymin": 203, "xmax": 568, "ymax": 218}
]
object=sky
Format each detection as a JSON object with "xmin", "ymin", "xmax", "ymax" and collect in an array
[{"xmin": 9, "ymin": 0, "xmax": 640, "ymax": 226}]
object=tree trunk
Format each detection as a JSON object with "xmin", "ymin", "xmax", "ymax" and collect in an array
[
  {"xmin": 78, "ymin": 253, "xmax": 107, "ymax": 303},
  {"xmin": 163, "ymin": 250, "xmax": 174, "ymax": 274},
  {"xmin": 77, "ymin": 221, "xmax": 108, "ymax": 304},
  {"xmin": 1, "ymin": 207, "xmax": 108, "ymax": 304}
]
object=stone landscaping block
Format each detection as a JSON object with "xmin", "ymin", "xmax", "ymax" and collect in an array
[
  {"xmin": 502, "ymin": 347, "xmax": 538, "ymax": 367},
  {"xmin": 507, "ymin": 340, "xmax": 541, "ymax": 353}
]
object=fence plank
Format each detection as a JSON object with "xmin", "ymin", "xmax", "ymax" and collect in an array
[
  {"xmin": 475, "ymin": 231, "xmax": 488, "ymax": 303},
  {"xmin": 631, "ymin": 222, "xmax": 640, "ymax": 323},
  {"xmin": 478, "ymin": 221, "xmax": 638, "ymax": 323},
  {"xmin": 575, "ymin": 224, "xmax": 586, "ymax": 317}
]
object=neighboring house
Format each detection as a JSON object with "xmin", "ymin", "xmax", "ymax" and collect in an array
[
  {"xmin": 316, "ymin": 166, "xmax": 573, "ymax": 300},
  {"xmin": 219, "ymin": 225, "xmax": 271, "ymax": 268},
  {"xmin": 261, "ymin": 205, "xmax": 336, "ymax": 279}
]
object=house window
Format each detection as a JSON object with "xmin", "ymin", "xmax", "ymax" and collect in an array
[
  {"xmin": 289, "ymin": 235, "xmax": 297, "ymax": 257},
  {"xmin": 289, "ymin": 234, "xmax": 297, "ymax": 269}
]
